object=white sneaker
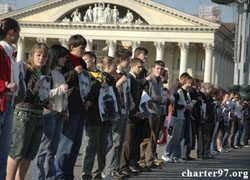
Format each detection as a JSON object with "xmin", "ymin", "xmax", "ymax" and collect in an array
[
  {"xmin": 161, "ymin": 155, "xmax": 173, "ymax": 163},
  {"xmin": 174, "ymin": 158, "xmax": 186, "ymax": 163}
]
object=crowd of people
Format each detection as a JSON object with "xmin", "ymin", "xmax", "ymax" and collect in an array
[{"xmin": 0, "ymin": 17, "xmax": 250, "ymax": 180}]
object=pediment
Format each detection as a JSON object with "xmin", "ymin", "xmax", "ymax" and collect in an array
[{"xmin": 0, "ymin": 0, "xmax": 219, "ymax": 27}]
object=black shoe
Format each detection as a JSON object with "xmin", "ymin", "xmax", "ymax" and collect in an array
[
  {"xmin": 129, "ymin": 166, "xmax": 140, "ymax": 173},
  {"xmin": 120, "ymin": 169, "xmax": 132, "ymax": 177},
  {"xmin": 197, "ymin": 154, "xmax": 203, "ymax": 159},
  {"xmin": 110, "ymin": 170, "xmax": 125, "ymax": 179},
  {"xmin": 148, "ymin": 163, "xmax": 161, "ymax": 169},
  {"xmin": 202, "ymin": 154, "xmax": 209, "ymax": 159},
  {"xmin": 139, "ymin": 165, "xmax": 152, "ymax": 172}
]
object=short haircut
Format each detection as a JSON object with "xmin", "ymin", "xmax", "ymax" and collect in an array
[
  {"xmin": 83, "ymin": 51, "xmax": 97, "ymax": 64},
  {"xmin": 68, "ymin": 34, "xmax": 87, "ymax": 49},
  {"xmin": 161, "ymin": 69, "xmax": 168, "ymax": 77},
  {"xmin": 134, "ymin": 47, "xmax": 148, "ymax": 58},
  {"xmin": 114, "ymin": 49, "xmax": 132, "ymax": 64},
  {"xmin": 204, "ymin": 83, "xmax": 213, "ymax": 90},
  {"xmin": 153, "ymin": 60, "xmax": 165, "ymax": 68},
  {"xmin": 130, "ymin": 58, "xmax": 143, "ymax": 66},
  {"xmin": 180, "ymin": 72, "xmax": 190, "ymax": 80}
]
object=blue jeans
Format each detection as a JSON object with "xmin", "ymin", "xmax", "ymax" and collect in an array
[
  {"xmin": 32, "ymin": 111, "xmax": 65, "ymax": 180},
  {"xmin": 165, "ymin": 117, "xmax": 186, "ymax": 159},
  {"xmin": 222, "ymin": 120, "xmax": 233, "ymax": 148},
  {"xmin": 55, "ymin": 113, "xmax": 85, "ymax": 180},
  {"xmin": 0, "ymin": 101, "xmax": 14, "ymax": 180},
  {"xmin": 210, "ymin": 121, "xmax": 220, "ymax": 152},
  {"xmin": 234, "ymin": 123, "xmax": 244, "ymax": 147}
]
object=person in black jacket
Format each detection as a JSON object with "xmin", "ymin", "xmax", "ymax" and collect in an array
[{"xmin": 55, "ymin": 34, "xmax": 87, "ymax": 179}]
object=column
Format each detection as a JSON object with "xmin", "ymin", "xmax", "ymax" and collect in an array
[
  {"xmin": 178, "ymin": 42, "xmax": 189, "ymax": 77},
  {"xmin": 188, "ymin": 44, "xmax": 198, "ymax": 77},
  {"xmin": 131, "ymin": 41, "xmax": 141, "ymax": 57},
  {"xmin": 211, "ymin": 49, "xmax": 218, "ymax": 85},
  {"xmin": 59, "ymin": 38, "xmax": 68, "ymax": 48},
  {"xmin": 214, "ymin": 49, "xmax": 220, "ymax": 86},
  {"xmin": 106, "ymin": 40, "xmax": 116, "ymax": 57},
  {"xmin": 221, "ymin": 51, "xmax": 227, "ymax": 88},
  {"xmin": 165, "ymin": 43, "xmax": 175, "ymax": 88},
  {"xmin": 154, "ymin": 41, "xmax": 165, "ymax": 61},
  {"xmin": 203, "ymin": 43, "xmax": 214, "ymax": 83},
  {"xmin": 86, "ymin": 39, "xmax": 93, "ymax": 51},
  {"xmin": 16, "ymin": 36, "xmax": 25, "ymax": 62},
  {"xmin": 217, "ymin": 49, "xmax": 224, "ymax": 87},
  {"xmin": 36, "ymin": 37, "xmax": 47, "ymax": 43}
]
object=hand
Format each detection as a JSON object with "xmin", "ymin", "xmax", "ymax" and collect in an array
[
  {"xmin": 101, "ymin": 82, "xmax": 109, "ymax": 88},
  {"xmin": 152, "ymin": 96, "xmax": 162, "ymax": 101},
  {"xmin": 110, "ymin": 119, "xmax": 118, "ymax": 123},
  {"xmin": 145, "ymin": 76, "xmax": 151, "ymax": 81},
  {"xmin": 33, "ymin": 80, "xmax": 43, "ymax": 93},
  {"xmin": 185, "ymin": 104, "xmax": 192, "ymax": 109},
  {"xmin": 85, "ymin": 100, "xmax": 92, "ymax": 111},
  {"xmin": 62, "ymin": 84, "xmax": 68, "ymax": 90},
  {"xmin": 6, "ymin": 82, "xmax": 18, "ymax": 92},
  {"xmin": 47, "ymin": 104, "xmax": 53, "ymax": 110},
  {"xmin": 128, "ymin": 103, "xmax": 135, "ymax": 111},
  {"xmin": 75, "ymin": 65, "xmax": 83, "ymax": 74},
  {"xmin": 134, "ymin": 111, "xmax": 144, "ymax": 119}
]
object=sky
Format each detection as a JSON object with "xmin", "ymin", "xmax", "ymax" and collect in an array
[{"xmin": 6, "ymin": 0, "xmax": 236, "ymax": 23}]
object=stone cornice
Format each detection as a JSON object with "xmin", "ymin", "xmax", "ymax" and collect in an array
[
  {"xmin": 0, "ymin": 0, "xmax": 220, "ymax": 28},
  {"xmin": 19, "ymin": 22, "xmax": 218, "ymax": 33}
]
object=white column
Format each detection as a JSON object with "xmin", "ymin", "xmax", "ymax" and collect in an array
[
  {"xmin": 131, "ymin": 41, "xmax": 141, "ymax": 57},
  {"xmin": 59, "ymin": 38, "xmax": 68, "ymax": 48},
  {"xmin": 211, "ymin": 50, "xmax": 217, "ymax": 85},
  {"xmin": 36, "ymin": 37, "xmax": 47, "ymax": 43},
  {"xmin": 214, "ymin": 49, "xmax": 220, "ymax": 86},
  {"xmin": 154, "ymin": 42, "xmax": 165, "ymax": 61},
  {"xmin": 16, "ymin": 37, "xmax": 25, "ymax": 62},
  {"xmin": 86, "ymin": 39, "xmax": 93, "ymax": 51},
  {"xmin": 165, "ymin": 43, "xmax": 175, "ymax": 88},
  {"xmin": 178, "ymin": 42, "xmax": 189, "ymax": 77},
  {"xmin": 188, "ymin": 44, "xmax": 198, "ymax": 77},
  {"xmin": 203, "ymin": 43, "xmax": 214, "ymax": 83},
  {"xmin": 106, "ymin": 40, "xmax": 116, "ymax": 57}
]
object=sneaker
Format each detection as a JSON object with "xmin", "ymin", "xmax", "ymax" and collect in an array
[
  {"xmin": 219, "ymin": 148, "xmax": 228, "ymax": 153},
  {"xmin": 161, "ymin": 155, "xmax": 173, "ymax": 163},
  {"xmin": 148, "ymin": 163, "xmax": 161, "ymax": 169},
  {"xmin": 110, "ymin": 170, "xmax": 125, "ymax": 179},
  {"xmin": 174, "ymin": 158, "xmax": 186, "ymax": 163}
]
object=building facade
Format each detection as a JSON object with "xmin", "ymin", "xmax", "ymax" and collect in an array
[{"xmin": 0, "ymin": 0, "xmax": 234, "ymax": 88}]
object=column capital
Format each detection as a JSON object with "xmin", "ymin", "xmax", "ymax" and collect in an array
[
  {"xmin": 36, "ymin": 37, "xmax": 47, "ymax": 43},
  {"xmin": 203, "ymin": 43, "xmax": 215, "ymax": 53},
  {"xmin": 178, "ymin": 42, "xmax": 189, "ymax": 52},
  {"xmin": 131, "ymin": 41, "xmax": 141, "ymax": 49},
  {"xmin": 154, "ymin": 41, "xmax": 165, "ymax": 50},
  {"xmin": 106, "ymin": 40, "xmax": 117, "ymax": 49}
]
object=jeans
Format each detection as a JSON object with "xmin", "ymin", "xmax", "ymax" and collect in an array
[
  {"xmin": 32, "ymin": 111, "xmax": 65, "ymax": 180},
  {"xmin": 222, "ymin": 120, "xmax": 233, "ymax": 148},
  {"xmin": 105, "ymin": 114, "xmax": 128, "ymax": 175},
  {"xmin": 164, "ymin": 117, "xmax": 186, "ymax": 159},
  {"xmin": 234, "ymin": 123, "xmax": 244, "ymax": 147},
  {"xmin": 0, "ymin": 101, "xmax": 14, "ymax": 180},
  {"xmin": 55, "ymin": 113, "xmax": 85, "ymax": 180},
  {"xmin": 210, "ymin": 121, "xmax": 220, "ymax": 152}
]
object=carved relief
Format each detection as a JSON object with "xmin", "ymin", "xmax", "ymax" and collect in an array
[{"xmin": 62, "ymin": 3, "xmax": 145, "ymax": 25}]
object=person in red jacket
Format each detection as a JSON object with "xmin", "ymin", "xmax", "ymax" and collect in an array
[{"xmin": 0, "ymin": 17, "xmax": 20, "ymax": 179}]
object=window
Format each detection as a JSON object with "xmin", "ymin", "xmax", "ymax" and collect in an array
[{"xmin": 200, "ymin": 59, "xmax": 205, "ymax": 71}]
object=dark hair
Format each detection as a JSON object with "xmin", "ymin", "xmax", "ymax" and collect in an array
[
  {"xmin": 161, "ymin": 69, "xmax": 168, "ymax": 77},
  {"xmin": 134, "ymin": 47, "xmax": 148, "ymax": 58},
  {"xmin": 153, "ymin": 60, "xmax": 165, "ymax": 68},
  {"xmin": 83, "ymin": 51, "xmax": 97, "ymax": 64},
  {"xmin": 180, "ymin": 72, "xmax": 190, "ymax": 80},
  {"xmin": 114, "ymin": 49, "xmax": 132, "ymax": 64},
  {"xmin": 191, "ymin": 78, "xmax": 200, "ymax": 86},
  {"xmin": 182, "ymin": 76, "xmax": 193, "ymax": 85},
  {"xmin": 68, "ymin": 34, "xmax": 87, "ymax": 49},
  {"xmin": 130, "ymin": 58, "xmax": 143, "ymax": 66},
  {"xmin": 0, "ymin": 18, "xmax": 19, "ymax": 40},
  {"xmin": 49, "ymin": 44, "xmax": 69, "ymax": 69}
]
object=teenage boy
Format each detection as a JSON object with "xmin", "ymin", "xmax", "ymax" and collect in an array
[
  {"xmin": 81, "ymin": 52, "xmax": 118, "ymax": 180},
  {"xmin": 139, "ymin": 60, "xmax": 165, "ymax": 169},
  {"xmin": 55, "ymin": 34, "xmax": 87, "ymax": 179},
  {"xmin": 105, "ymin": 49, "xmax": 134, "ymax": 179},
  {"xmin": 120, "ymin": 58, "xmax": 145, "ymax": 176},
  {"xmin": 161, "ymin": 75, "xmax": 193, "ymax": 163}
]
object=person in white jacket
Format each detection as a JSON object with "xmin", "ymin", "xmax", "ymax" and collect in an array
[{"xmin": 32, "ymin": 44, "xmax": 69, "ymax": 180}]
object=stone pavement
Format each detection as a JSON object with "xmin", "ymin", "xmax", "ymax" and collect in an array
[{"xmin": 26, "ymin": 144, "xmax": 250, "ymax": 180}]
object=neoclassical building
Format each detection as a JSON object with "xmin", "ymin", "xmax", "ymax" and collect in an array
[{"xmin": 0, "ymin": 0, "xmax": 234, "ymax": 88}]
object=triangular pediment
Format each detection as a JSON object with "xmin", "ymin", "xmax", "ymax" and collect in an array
[{"xmin": 0, "ymin": 0, "xmax": 220, "ymax": 27}]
